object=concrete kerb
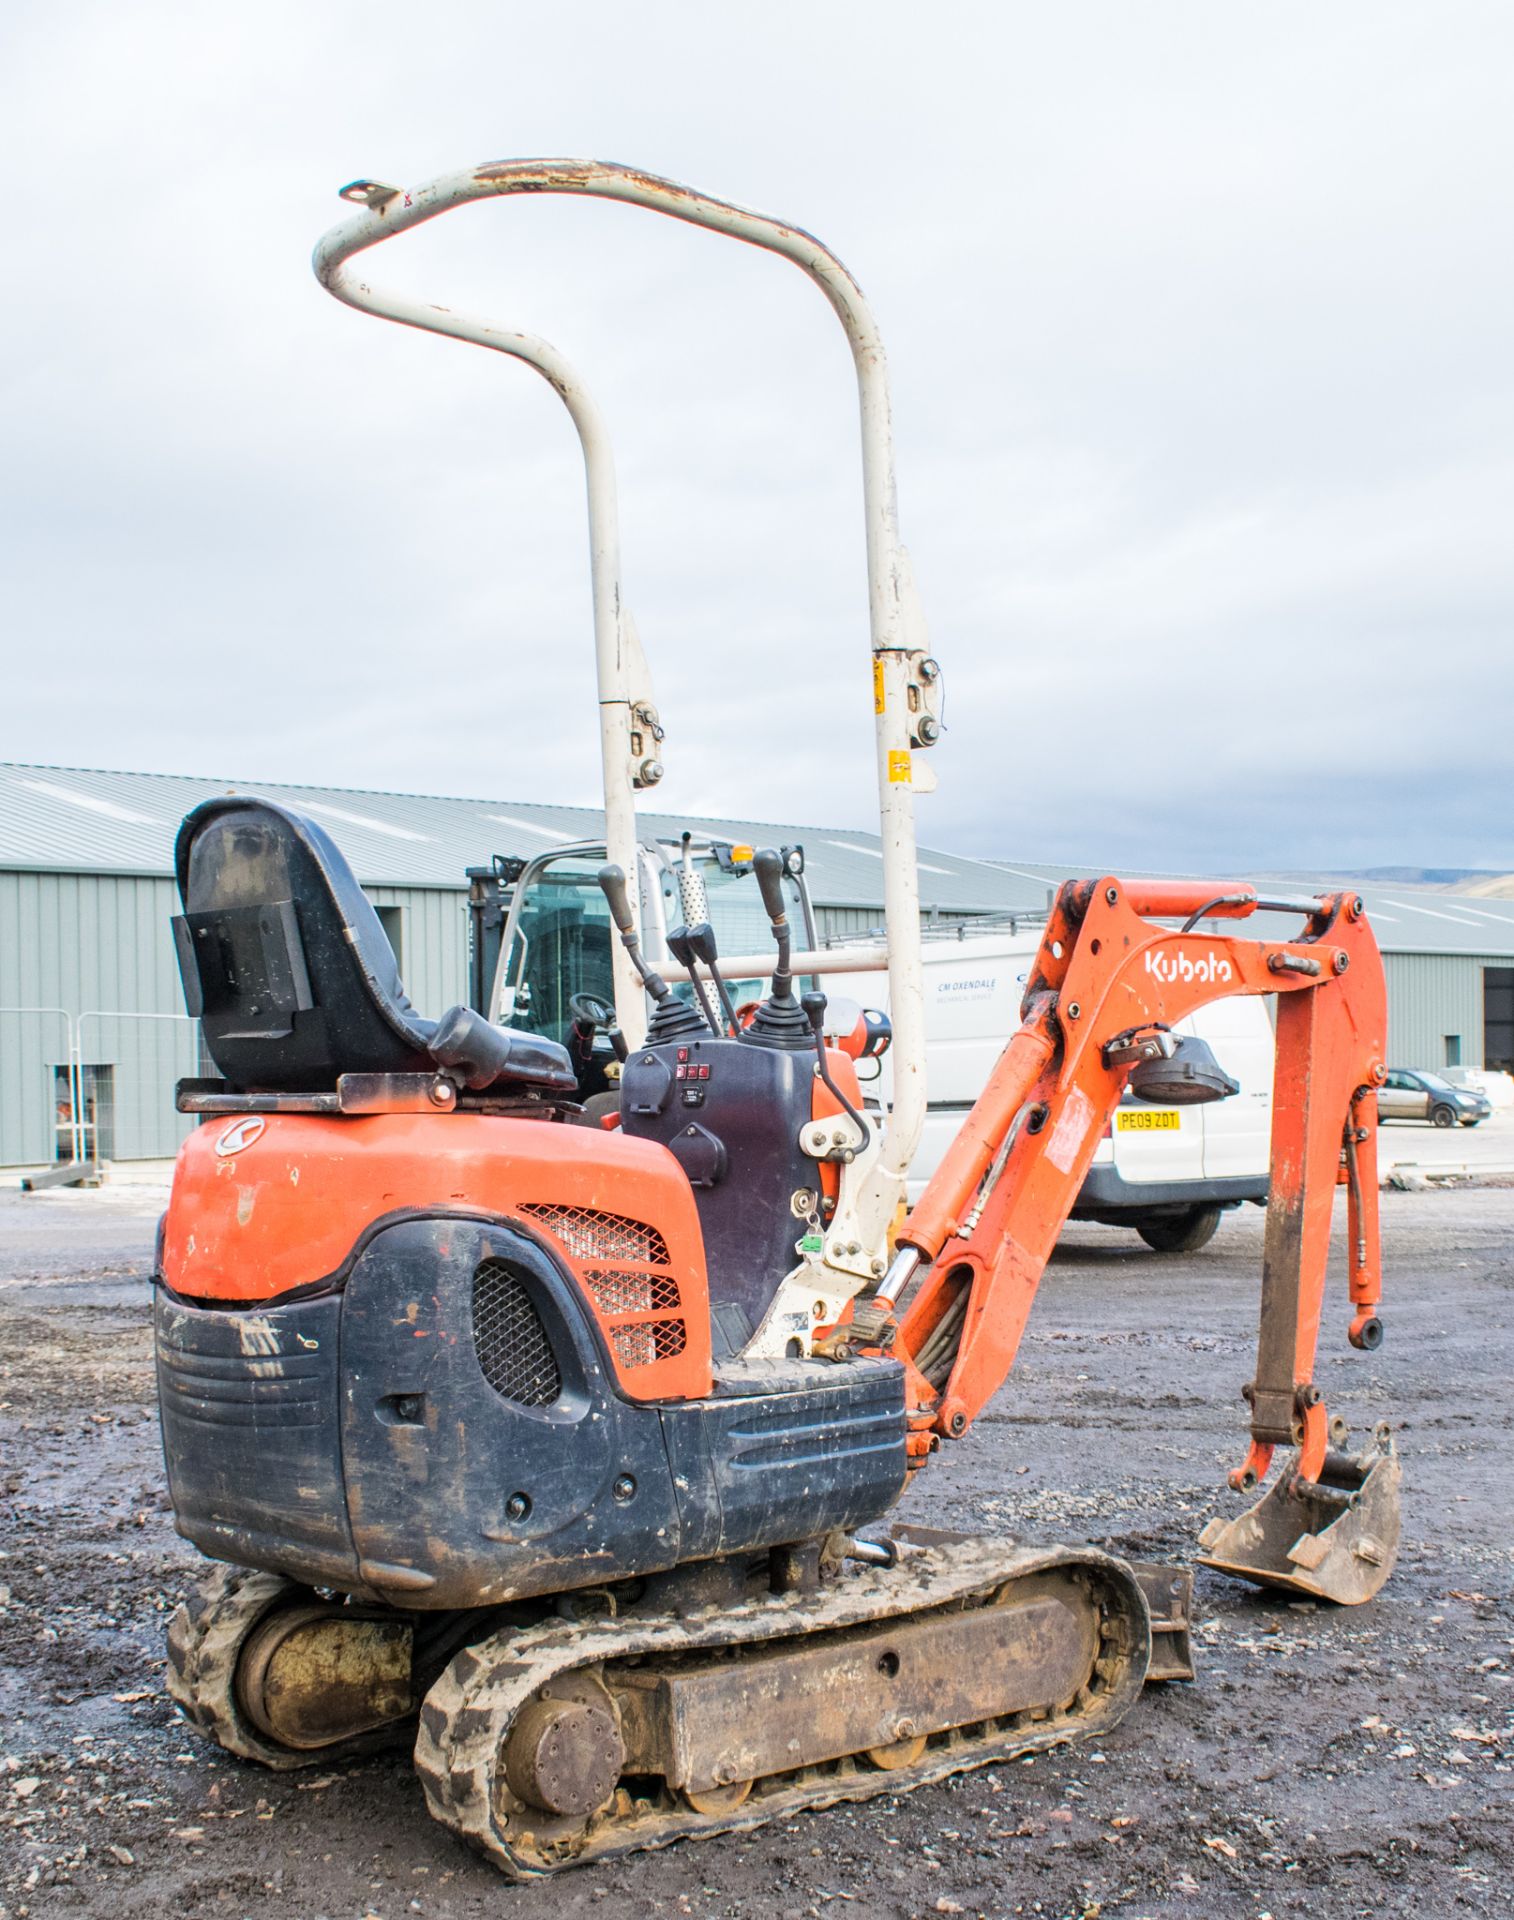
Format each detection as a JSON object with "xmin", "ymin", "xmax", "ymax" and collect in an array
[
  {"xmin": 7, "ymin": 1158, "xmax": 176, "ymax": 1196},
  {"xmin": 1381, "ymin": 1161, "xmax": 1514, "ymax": 1190}
]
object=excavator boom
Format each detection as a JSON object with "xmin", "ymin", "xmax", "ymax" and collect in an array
[{"xmin": 862, "ymin": 876, "xmax": 1399, "ymax": 1604}]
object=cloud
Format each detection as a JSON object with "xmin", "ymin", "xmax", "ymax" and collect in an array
[{"xmin": 2, "ymin": 0, "xmax": 1509, "ymax": 876}]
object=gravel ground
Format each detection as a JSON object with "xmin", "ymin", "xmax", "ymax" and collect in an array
[{"xmin": 1, "ymin": 1182, "xmax": 1510, "ymax": 1919}]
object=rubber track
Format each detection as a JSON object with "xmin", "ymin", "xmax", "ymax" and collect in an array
[
  {"xmin": 165, "ymin": 1563, "xmax": 413, "ymax": 1771},
  {"xmin": 413, "ymin": 1538, "xmax": 1149, "ymax": 1878}
]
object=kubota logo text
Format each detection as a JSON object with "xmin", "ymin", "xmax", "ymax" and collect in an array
[
  {"xmin": 1144, "ymin": 948, "xmax": 1233, "ymax": 986},
  {"xmin": 215, "ymin": 1116, "xmax": 267, "ymax": 1157}
]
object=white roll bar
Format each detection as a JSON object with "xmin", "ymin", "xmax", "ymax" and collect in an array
[
  {"xmin": 313, "ymin": 159, "xmax": 931, "ymax": 1182},
  {"xmin": 660, "ymin": 944, "xmax": 889, "ymax": 985}
]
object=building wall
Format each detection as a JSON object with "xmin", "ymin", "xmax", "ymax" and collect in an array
[
  {"xmin": 1382, "ymin": 952, "xmax": 1500, "ymax": 1070},
  {"xmin": 0, "ymin": 872, "xmax": 472, "ymax": 1167},
  {"xmin": 0, "ymin": 869, "xmax": 195, "ymax": 1165},
  {"xmin": 1, "ymin": 866, "xmax": 1503, "ymax": 1165},
  {"xmin": 814, "ymin": 905, "xmax": 1009, "ymax": 946},
  {"xmin": 815, "ymin": 905, "xmax": 885, "ymax": 945},
  {"xmin": 361, "ymin": 885, "xmax": 469, "ymax": 1010}
]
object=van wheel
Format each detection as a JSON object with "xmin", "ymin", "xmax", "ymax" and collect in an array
[
  {"xmin": 1431, "ymin": 1104, "xmax": 1456, "ymax": 1129},
  {"xmin": 1136, "ymin": 1206, "xmax": 1223, "ymax": 1254}
]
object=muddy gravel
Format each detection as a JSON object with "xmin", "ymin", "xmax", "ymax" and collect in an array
[{"xmin": 1, "ymin": 1179, "xmax": 1510, "ymax": 1919}]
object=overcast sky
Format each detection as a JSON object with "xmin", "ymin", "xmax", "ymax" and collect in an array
[{"xmin": 4, "ymin": 2, "xmax": 1510, "ymax": 875}]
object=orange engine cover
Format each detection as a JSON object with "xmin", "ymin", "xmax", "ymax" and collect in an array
[{"xmin": 161, "ymin": 1112, "xmax": 713, "ymax": 1402}]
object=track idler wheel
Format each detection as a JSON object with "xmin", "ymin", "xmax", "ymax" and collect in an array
[
  {"xmin": 1198, "ymin": 1427, "xmax": 1401, "ymax": 1605},
  {"xmin": 166, "ymin": 1564, "xmax": 417, "ymax": 1769}
]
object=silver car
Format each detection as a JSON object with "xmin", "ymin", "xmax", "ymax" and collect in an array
[{"xmin": 1377, "ymin": 1069, "xmax": 1491, "ymax": 1128}]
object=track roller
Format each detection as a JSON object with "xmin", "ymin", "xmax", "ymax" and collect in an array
[{"xmin": 864, "ymin": 1732, "xmax": 928, "ymax": 1770}]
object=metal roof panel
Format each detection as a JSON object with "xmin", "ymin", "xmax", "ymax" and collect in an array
[{"xmin": 3, "ymin": 765, "xmax": 1508, "ymax": 956}]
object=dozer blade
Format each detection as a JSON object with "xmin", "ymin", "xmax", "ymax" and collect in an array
[{"xmin": 1197, "ymin": 1428, "xmax": 1400, "ymax": 1606}]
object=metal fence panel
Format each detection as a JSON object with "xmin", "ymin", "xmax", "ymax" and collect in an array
[{"xmin": 76, "ymin": 1011, "xmax": 199, "ymax": 1161}]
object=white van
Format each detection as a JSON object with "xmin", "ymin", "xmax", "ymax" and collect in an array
[{"xmin": 838, "ymin": 928, "xmax": 1274, "ymax": 1253}]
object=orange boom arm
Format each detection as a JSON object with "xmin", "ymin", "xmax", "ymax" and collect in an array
[{"xmin": 883, "ymin": 879, "xmax": 1387, "ymax": 1499}]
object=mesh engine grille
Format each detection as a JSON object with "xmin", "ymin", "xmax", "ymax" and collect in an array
[
  {"xmin": 515, "ymin": 1206, "xmax": 687, "ymax": 1381},
  {"xmin": 609, "ymin": 1320, "xmax": 689, "ymax": 1370},
  {"xmin": 471, "ymin": 1261, "xmax": 561, "ymax": 1406},
  {"xmin": 519, "ymin": 1204, "xmax": 670, "ymax": 1267},
  {"xmin": 583, "ymin": 1268, "xmax": 681, "ymax": 1316}
]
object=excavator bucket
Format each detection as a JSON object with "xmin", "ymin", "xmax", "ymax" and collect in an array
[{"xmin": 1197, "ymin": 1429, "xmax": 1400, "ymax": 1606}]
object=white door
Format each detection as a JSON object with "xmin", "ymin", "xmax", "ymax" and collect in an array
[
  {"xmin": 1195, "ymin": 994, "xmax": 1274, "ymax": 1181},
  {"xmin": 831, "ymin": 936, "xmax": 1039, "ymax": 1199}
]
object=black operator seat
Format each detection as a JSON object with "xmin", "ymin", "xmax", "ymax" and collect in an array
[{"xmin": 171, "ymin": 797, "xmax": 576, "ymax": 1095}]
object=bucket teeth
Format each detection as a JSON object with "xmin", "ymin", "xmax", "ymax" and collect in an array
[{"xmin": 1197, "ymin": 1431, "xmax": 1400, "ymax": 1606}]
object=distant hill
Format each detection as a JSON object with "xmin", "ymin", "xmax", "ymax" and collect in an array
[
  {"xmin": 1245, "ymin": 866, "xmax": 1514, "ymax": 894},
  {"xmin": 1348, "ymin": 866, "xmax": 1514, "ymax": 887}
]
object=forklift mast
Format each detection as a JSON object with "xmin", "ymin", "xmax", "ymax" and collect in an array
[{"xmin": 465, "ymin": 855, "xmax": 526, "ymax": 1018}]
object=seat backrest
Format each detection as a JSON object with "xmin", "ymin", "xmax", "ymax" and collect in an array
[{"xmin": 173, "ymin": 797, "xmax": 438, "ymax": 1092}]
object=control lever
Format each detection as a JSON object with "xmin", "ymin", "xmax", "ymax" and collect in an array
[
  {"xmin": 745, "ymin": 848, "xmax": 812, "ymax": 1048},
  {"xmin": 802, "ymin": 989, "xmax": 869, "ymax": 1153},
  {"xmin": 684, "ymin": 922, "xmax": 744, "ymax": 1038},
  {"xmin": 665, "ymin": 925, "xmax": 724, "ymax": 1038},
  {"xmin": 597, "ymin": 865, "xmax": 673, "ymax": 1004},
  {"xmin": 753, "ymin": 847, "xmax": 793, "ymax": 1000},
  {"xmin": 599, "ymin": 863, "xmax": 708, "ymax": 1046},
  {"xmin": 676, "ymin": 832, "xmax": 713, "ymax": 929},
  {"xmin": 567, "ymin": 990, "xmax": 628, "ymax": 1069}
]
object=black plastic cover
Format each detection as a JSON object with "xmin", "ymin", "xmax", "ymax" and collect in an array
[
  {"xmin": 156, "ymin": 1290, "xmax": 358, "ymax": 1586},
  {"xmin": 1128, "ymin": 1033, "xmax": 1241, "ymax": 1107},
  {"xmin": 620, "ymin": 1034, "xmax": 819, "ymax": 1339},
  {"xmin": 660, "ymin": 1359, "xmax": 909, "ymax": 1560}
]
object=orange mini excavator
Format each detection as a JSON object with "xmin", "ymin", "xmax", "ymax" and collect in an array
[{"xmin": 155, "ymin": 161, "xmax": 1401, "ymax": 1877}]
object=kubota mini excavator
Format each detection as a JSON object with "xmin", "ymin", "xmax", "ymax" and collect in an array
[{"xmin": 155, "ymin": 160, "xmax": 1401, "ymax": 1877}]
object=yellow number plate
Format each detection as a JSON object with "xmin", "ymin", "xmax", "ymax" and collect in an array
[{"xmin": 1116, "ymin": 1108, "xmax": 1181, "ymax": 1132}]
